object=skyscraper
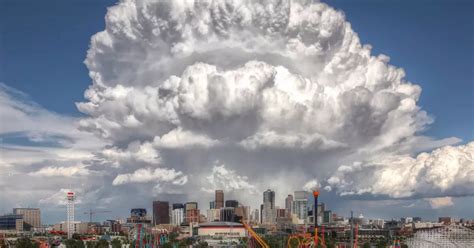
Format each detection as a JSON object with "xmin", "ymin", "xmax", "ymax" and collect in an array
[
  {"xmin": 13, "ymin": 208, "xmax": 40, "ymax": 230},
  {"xmin": 235, "ymin": 206, "xmax": 249, "ymax": 222},
  {"xmin": 293, "ymin": 191, "xmax": 308, "ymax": 224},
  {"xmin": 215, "ymin": 190, "xmax": 224, "ymax": 209},
  {"xmin": 262, "ymin": 189, "xmax": 275, "ymax": 224},
  {"xmin": 184, "ymin": 202, "xmax": 198, "ymax": 225},
  {"xmin": 185, "ymin": 202, "xmax": 198, "ymax": 211},
  {"xmin": 186, "ymin": 209, "xmax": 200, "ymax": 224},
  {"xmin": 207, "ymin": 209, "xmax": 220, "ymax": 222},
  {"xmin": 219, "ymin": 207, "xmax": 235, "ymax": 222},
  {"xmin": 252, "ymin": 209, "xmax": 260, "ymax": 224},
  {"xmin": 171, "ymin": 208, "xmax": 184, "ymax": 226},
  {"xmin": 285, "ymin": 194, "xmax": 293, "ymax": 215},
  {"xmin": 172, "ymin": 203, "xmax": 184, "ymax": 210},
  {"xmin": 225, "ymin": 200, "xmax": 239, "ymax": 208},
  {"xmin": 152, "ymin": 201, "xmax": 170, "ymax": 225}
]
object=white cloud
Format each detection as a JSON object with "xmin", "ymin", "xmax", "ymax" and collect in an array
[
  {"xmin": 112, "ymin": 167, "xmax": 188, "ymax": 186},
  {"xmin": 77, "ymin": 0, "xmax": 450, "ymax": 158},
  {"xmin": 154, "ymin": 128, "xmax": 220, "ymax": 148},
  {"xmin": 2, "ymin": 0, "xmax": 471, "ymax": 219},
  {"xmin": 29, "ymin": 165, "xmax": 90, "ymax": 177},
  {"xmin": 427, "ymin": 197, "xmax": 454, "ymax": 209},
  {"xmin": 38, "ymin": 188, "xmax": 81, "ymax": 206},
  {"xmin": 303, "ymin": 179, "xmax": 321, "ymax": 192},
  {"xmin": 328, "ymin": 142, "xmax": 474, "ymax": 199},
  {"xmin": 74, "ymin": 0, "xmax": 468, "ymax": 208},
  {"xmin": 240, "ymin": 131, "xmax": 346, "ymax": 151},
  {"xmin": 0, "ymin": 83, "xmax": 103, "ymax": 151},
  {"xmin": 202, "ymin": 164, "xmax": 257, "ymax": 194},
  {"xmin": 99, "ymin": 141, "xmax": 161, "ymax": 166}
]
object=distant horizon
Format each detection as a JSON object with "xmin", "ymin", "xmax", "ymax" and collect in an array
[{"xmin": 6, "ymin": 191, "xmax": 474, "ymax": 225}]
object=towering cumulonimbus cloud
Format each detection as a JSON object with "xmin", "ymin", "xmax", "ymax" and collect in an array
[
  {"xmin": 78, "ymin": 0, "xmax": 429, "ymax": 152},
  {"xmin": 72, "ymin": 0, "xmax": 469, "ymax": 204}
]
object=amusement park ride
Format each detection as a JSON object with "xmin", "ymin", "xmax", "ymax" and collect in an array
[
  {"xmin": 242, "ymin": 190, "xmax": 329, "ymax": 248},
  {"xmin": 127, "ymin": 190, "xmax": 402, "ymax": 248},
  {"xmin": 131, "ymin": 224, "xmax": 169, "ymax": 248}
]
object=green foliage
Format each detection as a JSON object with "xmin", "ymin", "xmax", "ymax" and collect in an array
[
  {"xmin": 376, "ymin": 239, "xmax": 387, "ymax": 248},
  {"xmin": 194, "ymin": 241, "xmax": 208, "ymax": 247},
  {"xmin": 77, "ymin": 240, "xmax": 85, "ymax": 248},
  {"xmin": 64, "ymin": 239, "xmax": 75, "ymax": 248},
  {"xmin": 363, "ymin": 242, "xmax": 371, "ymax": 248},
  {"xmin": 262, "ymin": 235, "xmax": 286, "ymax": 248},
  {"xmin": 179, "ymin": 237, "xmax": 194, "ymax": 246},
  {"xmin": 111, "ymin": 239, "xmax": 121, "ymax": 248},
  {"xmin": 85, "ymin": 241, "xmax": 95, "ymax": 248},
  {"xmin": 168, "ymin": 232, "xmax": 178, "ymax": 242},
  {"xmin": 324, "ymin": 239, "xmax": 336, "ymax": 248},
  {"xmin": 64, "ymin": 239, "xmax": 85, "ymax": 248},
  {"xmin": 95, "ymin": 239, "xmax": 109, "ymax": 248},
  {"xmin": 16, "ymin": 237, "xmax": 39, "ymax": 248}
]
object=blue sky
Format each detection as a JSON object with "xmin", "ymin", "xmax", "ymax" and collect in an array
[
  {"xmin": 1, "ymin": 0, "xmax": 472, "ymax": 142},
  {"xmin": 1, "ymin": 0, "xmax": 473, "ymax": 222}
]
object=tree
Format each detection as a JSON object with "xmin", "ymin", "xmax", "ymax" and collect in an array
[
  {"xmin": 16, "ymin": 237, "xmax": 39, "ymax": 248},
  {"xmin": 76, "ymin": 240, "xmax": 85, "ymax": 248},
  {"xmin": 64, "ymin": 239, "xmax": 76, "ymax": 248},
  {"xmin": 376, "ymin": 239, "xmax": 387, "ymax": 248},
  {"xmin": 168, "ymin": 232, "xmax": 178, "ymax": 243},
  {"xmin": 65, "ymin": 239, "xmax": 85, "ymax": 248},
  {"xmin": 111, "ymin": 239, "xmax": 122, "ymax": 248},
  {"xmin": 85, "ymin": 241, "xmax": 95, "ymax": 248},
  {"xmin": 194, "ymin": 241, "xmax": 208, "ymax": 248},
  {"xmin": 363, "ymin": 242, "xmax": 371, "ymax": 248},
  {"xmin": 95, "ymin": 239, "xmax": 109, "ymax": 248}
]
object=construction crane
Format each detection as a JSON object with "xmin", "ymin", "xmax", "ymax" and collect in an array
[{"xmin": 84, "ymin": 209, "xmax": 111, "ymax": 223}]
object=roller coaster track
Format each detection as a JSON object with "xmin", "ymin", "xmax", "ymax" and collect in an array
[{"xmin": 242, "ymin": 222, "xmax": 270, "ymax": 248}]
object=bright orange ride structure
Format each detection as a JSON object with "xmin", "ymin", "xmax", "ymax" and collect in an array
[
  {"xmin": 287, "ymin": 190, "xmax": 325, "ymax": 248},
  {"xmin": 242, "ymin": 221, "xmax": 270, "ymax": 248}
]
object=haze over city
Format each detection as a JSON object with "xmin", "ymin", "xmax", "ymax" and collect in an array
[{"xmin": 1, "ymin": 0, "xmax": 473, "ymax": 227}]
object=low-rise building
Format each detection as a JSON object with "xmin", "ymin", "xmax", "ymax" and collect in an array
[
  {"xmin": 0, "ymin": 214, "xmax": 23, "ymax": 233},
  {"xmin": 198, "ymin": 222, "xmax": 246, "ymax": 238},
  {"xmin": 207, "ymin": 209, "xmax": 220, "ymax": 222},
  {"xmin": 171, "ymin": 208, "xmax": 184, "ymax": 226},
  {"xmin": 53, "ymin": 221, "xmax": 89, "ymax": 234},
  {"xmin": 13, "ymin": 208, "xmax": 41, "ymax": 230}
]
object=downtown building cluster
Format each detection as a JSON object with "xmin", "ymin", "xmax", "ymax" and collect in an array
[{"xmin": 1, "ymin": 190, "xmax": 474, "ymax": 247}]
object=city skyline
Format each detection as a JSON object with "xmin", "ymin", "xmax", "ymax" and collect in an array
[
  {"xmin": 1, "ymin": 188, "xmax": 472, "ymax": 246},
  {"xmin": 2, "ymin": 187, "xmax": 471, "ymax": 225},
  {"xmin": 1, "ymin": 0, "xmax": 473, "ymax": 225}
]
